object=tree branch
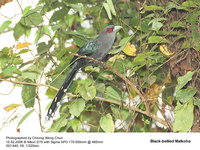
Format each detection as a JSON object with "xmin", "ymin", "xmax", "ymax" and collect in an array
[{"xmin": 0, "ymin": 78, "xmax": 169, "ymax": 128}]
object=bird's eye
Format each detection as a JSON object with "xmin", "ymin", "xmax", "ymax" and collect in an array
[{"xmin": 106, "ymin": 28, "xmax": 113, "ymax": 33}]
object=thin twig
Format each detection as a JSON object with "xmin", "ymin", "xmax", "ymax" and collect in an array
[
  {"xmin": 0, "ymin": 78, "xmax": 77, "ymax": 98},
  {"xmin": 36, "ymin": 74, "xmax": 44, "ymax": 132}
]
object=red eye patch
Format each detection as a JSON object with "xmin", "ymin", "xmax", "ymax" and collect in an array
[{"xmin": 106, "ymin": 28, "xmax": 113, "ymax": 33}]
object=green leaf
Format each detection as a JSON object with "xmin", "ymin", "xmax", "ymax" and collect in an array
[
  {"xmin": 20, "ymin": 12, "xmax": 43, "ymax": 27},
  {"xmin": 133, "ymin": 54, "xmax": 146, "ymax": 66},
  {"xmin": 70, "ymin": 4, "xmax": 83, "ymax": 11},
  {"xmin": 100, "ymin": 113, "xmax": 115, "ymax": 132},
  {"xmin": 37, "ymin": 42, "xmax": 49, "ymax": 55},
  {"xmin": 186, "ymin": 10, "xmax": 200, "ymax": 23},
  {"xmin": 13, "ymin": 69, "xmax": 22, "ymax": 75},
  {"xmin": 165, "ymin": 2, "xmax": 176, "ymax": 14},
  {"xmin": 85, "ymin": 66, "xmax": 100, "ymax": 73},
  {"xmin": 148, "ymin": 18, "xmax": 166, "ymax": 32},
  {"xmin": 145, "ymin": 13, "xmax": 155, "ymax": 18},
  {"xmin": 105, "ymin": 86, "xmax": 121, "ymax": 102},
  {"xmin": 23, "ymin": 6, "xmax": 32, "ymax": 16},
  {"xmin": 119, "ymin": 36, "xmax": 131, "ymax": 47},
  {"xmin": 67, "ymin": 14, "xmax": 75, "ymax": 27},
  {"xmin": 16, "ymin": 49, "xmax": 31, "ymax": 55},
  {"xmin": 188, "ymin": 10, "xmax": 200, "ymax": 44},
  {"xmin": 17, "ymin": 109, "xmax": 35, "ymax": 128},
  {"xmin": 95, "ymin": 83, "xmax": 105, "ymax": 97},
  {"xmin": 170, "ymin": 21, "xmax": 186, "ymax": 28},
  {"xmin": 173, "ymin": 100, "xmax": 194, "ymax": 132},
  {"xmin": 0, "ymin": 20, "xmax": 12, "ymax": 32},
  {"xmin": 103, "ymin": 2, "xmax": 112, "ymax": 20},
  {"xmin": 70, "ymin": 119, "xmax": 82, "ymax": 132},
  {"xmin": 182, "ymin": 1, "xmax": 197, "ymax": 7},
  {"xmin": 95, "ymin": 83, "xmax": 105, "ymax": 93},
  {"xmin": 107, "ymin": 0, "xmax": 116, "ymax": 16},
  {"xmin": 45, "ymin": 88, "xmax": 57, "ymax": 99},
  {"xmin": 21, "ymin": 82, "xmax": 36, "ymax": 108},
  {"xmin": 13, "ymin": 56, "xmax": 23, "ymax": 64},
  {"xmin": 13, "ymin": 22, "xmax": 27, "ymax": 40},
  {"xmin": 35, "ymin": 26, "xmax": 44, "ymax": 43},
  {"xmin": 35, "ymin": 26, "xmax": 51, "ymax": 43},
  {"xmin": 142, "ymin": 5, "xmax": 164, "ymax": 13},
  {"xmin": 176, "ymin": 88, "xmax": 197, "ymax": 103},
  {"xmin": 148, "ymin": 36, "xmax": 169, "ymax": 44},
  {"xmin": 151, "ymin": 21, "xmax": 163, "ymax": 32},
  {"xmin": 79, "ymin": 85, "xmax": 96, "ymax": 100},
  {"xmin": 175, "ymin": 71, "xmax": 195, "ymax": 92},
  {"xmin": 50, "ymin": 8, "xmax": 68, "ymax": 23},
  {"xmin": 50, "ymin": 114, "xmax": 68, "ymax": 132},
  {"xmin": 59, "ymin": 103, "xmax": 69, "ymax": 115},
  {"xmin": 69, "ymin": 98, "xmax": 85, "ymax": 117},
  {"xmin": 165, "ymin": 2, "xmax": 185, "ymax": 14},
  {"xmin": 3, "ymin": 65, "xmax": 17, "ymax": 75},
  {"xmin": 181, "ymin": 40, "xmax": 193, "ymax": 49},
  {"xmin": 21, "ymin": 72, "xmax": 40, "ymax": 81}
]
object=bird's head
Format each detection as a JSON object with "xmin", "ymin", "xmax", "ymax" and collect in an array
[
  {"xmin": 100, "ymin": 25, "xmax": 122, "ymax": 35},
  {"xmin": 98, "ymin": 25, "xmax": 122, "ymax": 45}
]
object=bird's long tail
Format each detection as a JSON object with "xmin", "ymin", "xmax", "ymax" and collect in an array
[{"xmin": 46, "ymin": 65, "xmax": 78, "ymax": 120}]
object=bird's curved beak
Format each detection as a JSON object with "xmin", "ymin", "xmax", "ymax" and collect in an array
[{"xmin": 114, "ymin": 26, "xmax": 122, "ymax": 32}]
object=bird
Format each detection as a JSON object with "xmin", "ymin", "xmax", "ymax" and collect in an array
[{"xmin": 46, "ymin": 25, "xmax": 122, "ymax": 120}]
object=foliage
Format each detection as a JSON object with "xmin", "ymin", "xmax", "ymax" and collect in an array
[{"xmin": 0, "ymin": 0, "xmax": 200, "ymax": 132}]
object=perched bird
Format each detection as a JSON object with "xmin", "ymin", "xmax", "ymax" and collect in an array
[{"xmin": 46, "ymin": 25, "xmax": 122, "ymax": 120}]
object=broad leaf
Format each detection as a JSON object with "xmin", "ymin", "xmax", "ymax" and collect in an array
[
  {"xmin": 176, "ymin": 87, "xmax": 196, "ymax": 103},
  {"xmin": 175, "ymin": 71, "xmax": 195, "ymax": 92},
  {"xmin": 20, "ymin": 12, "xmax": 43, "ymax": 27},
  {"xmin": 37, "ymin": 42, "xmax": 49, "ymax": 55},
  {"xmin": 105, "ymin": 86, "xmax": 121, "ymax": 102},
  {"xmin": 100, "ymin": 113, "xmax": 115, "ymax": 132},
  {"xmin": 70, "ymin": 119, "xmax": 82, "ymax": 132},
  {"xmin": 3, "ymin": 65, "xmax": 17, "ymax": 76},
  {"xmin": 173, "ymin": 100, "xmax": 194, "ymax": 132},
  {"xmin": 21, "ymin": 83, "xmax": 36, "ymax": 108},
  {"xmin": 0, "ymin": 20, "xmax": 12, "ymax": 32},
  {"xmin": 148, "ymin": 36, "xmax": 169, "ymax": 44},
  {"xmin": 13, "ymin": 22, "xmax": 28, "ymax": 40},
  {"xmin": 50, "ymin": 114, "xmax": 68, "ymax": 132},
  {"xmin": 69, "ymin": 98, "xmax": 85, "ymax": 117},
  {"xmin": 79, "ymin": 85, "xmax": 96, "ymax": 100},
  {"xmin": 148, "ymin": 18, "xmax": 166, "ymax": 32},
  {"xmin": 182, "ymin": 1, "xmax": 197, "ymax": 7},
  {"xmin": 50, "ymin": 8, "xmax": 68, "ymax": 23}
]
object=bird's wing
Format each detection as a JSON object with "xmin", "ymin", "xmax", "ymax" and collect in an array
[{"xmin": 70, "ymin": 39, "xmax": 98, "ymax": 64}]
